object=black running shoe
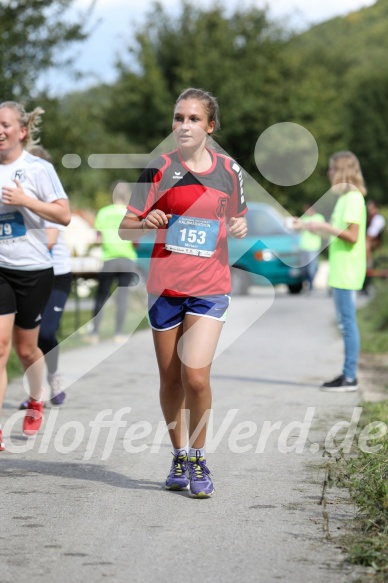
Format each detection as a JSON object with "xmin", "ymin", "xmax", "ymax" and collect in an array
[{"xmin": 320, "ymin": 374, "xmax": 359, "ymax": 392}]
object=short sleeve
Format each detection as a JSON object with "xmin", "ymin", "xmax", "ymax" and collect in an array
[
  {"xmin": 367, "ymin": 215, "xmax": 386, "ymax": 237},
  {"xmin": 127, "ymin": 157, "xmax": 168, "ymax": 218},
  {"xmin": 343, "ymin": 191, "xmax": 365, "ymax": 225},
  {"xmin": 225, "ymin": 159, "xmax": 247, "ymax": 219},
  {"xmin": 35, "ymin": 161, "xmax": 67, "ymax": 202}
]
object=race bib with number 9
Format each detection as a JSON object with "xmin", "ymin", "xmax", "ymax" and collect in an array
[
  {"xmin": 165, "ymin": 214, "xmax": 220, "ymax": 257},
  {"xmin": 0, "ymin": 212, "xmax": 27, "ymax": 243}
]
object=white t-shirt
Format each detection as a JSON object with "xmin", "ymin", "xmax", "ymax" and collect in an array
[
  {"xmin": 0, "ymin": 151, "xmax": 68, "ymax": 270},
  {"xmin": 367, "ymin": 214, "xmax": 386, "ymax": 238},
  {"xmin": 45, "ymin": 222, "xmax": 72, "ymax": 275}
]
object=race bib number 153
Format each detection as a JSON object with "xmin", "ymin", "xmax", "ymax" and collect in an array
[{"xmin": 165, "ymin": 215, "xmax": 220, "ymax": 257}]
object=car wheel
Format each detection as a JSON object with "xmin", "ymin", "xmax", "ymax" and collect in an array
[
  {"xmin": 287, "ymin": 283, "xmax": 303, "ymax": 294},
  {"xmin": 231, "ymin": 267, "xmax": 250, "ymax": 295}
]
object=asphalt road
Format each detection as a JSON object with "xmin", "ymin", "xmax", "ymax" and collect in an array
[{"xmin": 1, "ymin": 286, "xmax": 368, "ymax": 583}]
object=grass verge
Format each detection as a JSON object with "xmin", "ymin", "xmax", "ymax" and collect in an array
[
  {"xmin": 326, "ymin": 280, "xmax": 388, "ymax": 580},
  {"xmin": 326, "ymin": 402, "xmax": 388, "ymax": 581},
  {"xmin": 358, "ymin": 280, "xmax": 388, "ymax": 354}
]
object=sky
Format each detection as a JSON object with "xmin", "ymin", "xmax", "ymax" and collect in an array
[{"xmin": 44, "ymin": 0, "xmax": 376, "ymax": 94}]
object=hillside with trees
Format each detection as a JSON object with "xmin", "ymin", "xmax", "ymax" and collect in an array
[
  {"xmin": 286, "ymin": 0, "xmax": 388, "ymax": 202},
  {"xmin": 1, "ymin": 0, "xmax": 386, "ymax": 212}
]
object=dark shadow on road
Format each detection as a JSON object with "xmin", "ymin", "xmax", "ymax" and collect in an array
[
  {"xmin": 2, "ymin": 402, "xmax": 22, "ymax": 410},
  {"xmin": 213, "ymin": 374, "xmax": 319, "ymax": 388},
  {"xmin": 0, "ymin": 459, "xmax": 163, "ymax": 491}
]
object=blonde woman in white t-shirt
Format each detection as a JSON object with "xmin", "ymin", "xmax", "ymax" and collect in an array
[{"xmin": 0, "ymin": 102, "xmax": 71, "ymax": 449}]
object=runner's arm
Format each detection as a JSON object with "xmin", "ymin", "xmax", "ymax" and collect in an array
[
  {"xmin": 2, "ymin": 179, "xmax": 70, "ymax": 225},
  {"xmin": 119, "ymin": 210, "xmax": 171, "ymax": 241}
]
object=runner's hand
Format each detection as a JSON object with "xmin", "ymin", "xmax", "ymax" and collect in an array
[
  {"xmin": 228, "ymin": 216, "xmax": 247, "ymax": 239},
  {"xmin": 2, "ymin": 179, "xmax": 28, "ymax": 207},
  {"xmin": 143, "ymin": 209, "xmax": 172, "ymax": 230}
]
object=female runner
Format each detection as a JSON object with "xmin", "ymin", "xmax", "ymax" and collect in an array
[{"xmin": 119, "ymin": 88, "xmax": 247, "ymax": 498}]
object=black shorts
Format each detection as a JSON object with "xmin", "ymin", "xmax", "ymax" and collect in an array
[{"xmin": 0, "ymin": 266, "xmax": 54, "ymax": 329}]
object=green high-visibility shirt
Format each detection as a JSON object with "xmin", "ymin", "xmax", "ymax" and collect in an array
[
  {"xmin": 328, "ymin": 191, "xmax": 366, "ymax": 290},
  {"xmin": 300, "ymin": 212, "xmax": 325, "ymax": 251},
  {"xmin": 95, "ymin": 204, "xmax": 137, "ymax": 262}
]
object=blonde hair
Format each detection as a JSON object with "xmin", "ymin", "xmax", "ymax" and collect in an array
[
  {"xmin": 0, "ymin": 101, "xmax": 45, "ymax": 149},
  {"xmin": 329, "ymin": 151, "xmax": 367, "ymax": 196}
]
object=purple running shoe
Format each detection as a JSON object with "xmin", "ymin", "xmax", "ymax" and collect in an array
[
  {"xmin": 165, "ymin": 451, "xmax": 189, "ymax": 491},
  {"xmin": 188, "ymin": 451, "xmax": 214, "ymax": 498}
]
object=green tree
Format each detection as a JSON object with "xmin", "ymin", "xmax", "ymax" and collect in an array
[
  {"xmin": 106, "ymin": 2, "xmax": 288, "ymax": 175},
  {"xmin": 32, "ymin": 89, "xmax": 135, "ymax": 209},
  {"xmin": 0, "ymin": 0, "xmax": 95, "ymax": 101},
  {"xmin": 104, "ymin": 1, "xmax": 347, "ymax": 214},
  {"xmin": 344, "ymin": 73, "xmax": 388, "ymax": 203},
  {"xmin": 274, "ymin": 51, "xmax": 349, "ymax": 214},
  {"xmin": 284, "ymin": 0, "xmax": 388, "ymax": 209}
]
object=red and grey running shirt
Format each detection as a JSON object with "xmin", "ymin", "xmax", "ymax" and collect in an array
[{"xmin": 127, "ymin": 148, "xmax": 247, "ymax": 297}]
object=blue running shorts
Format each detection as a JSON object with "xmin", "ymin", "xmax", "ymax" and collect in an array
[{"xmin": 148, "ymin": 294, "xmax": 231, "ymax": 331}]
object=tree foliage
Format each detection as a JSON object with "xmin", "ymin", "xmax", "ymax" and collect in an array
[
  {"xmin": 105, "ymin": 1, "xmax": 316, "ymax": 210},
  {"xmin": 0, "ymin": 0, "xmax": 95, "ymax": 100},
  {"xmin": 285, "ymin": 0, "xmax": 388, "ymax": 205},
  {"xmin": 344, "ymin": 73, "xmax": 388, "ymax": 201},
  {"xmin": 106, "ymin": 2, "xmax": 287, "ymax": 164},
  {"xmin": 31, "ymin": 89, "xmax": 134, "ymax": 208},
  {"xmin": 105, "ymin": 1, "xmax": 357, "ymax": 213},
  {"xmin": 5, "ymin": 0, "xmax": 387, "ymax": 213}
]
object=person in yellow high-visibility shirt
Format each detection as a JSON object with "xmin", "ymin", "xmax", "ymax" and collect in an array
[
  {"xmin": 297, "ymin": 151, "xmax": 367, "ymax": 392},
  {"xmin": 85, "ymin": 182, "xmax": 138, "ymax": 344},
  {"xmin": 300, "ymin": 204, "xmax": 325, "ymax": 292}
]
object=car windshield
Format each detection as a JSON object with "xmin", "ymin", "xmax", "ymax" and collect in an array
[{"xmin": 247, "ymin": 207, "xmax": 288, "ymax": 236}]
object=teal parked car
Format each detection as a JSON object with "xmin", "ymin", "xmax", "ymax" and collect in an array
[
  {"xmin": 134, "ymin": 202, "xmax": 305, "ymax": 295},
  {"xmin": 228, "ymin": 202, "xmax": 305, "ymax": 295}
]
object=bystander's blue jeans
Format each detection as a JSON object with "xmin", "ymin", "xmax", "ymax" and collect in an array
[
  {"xmin": 331, "ymin": 287, "xmax": 359, "ymax": 380},
  {"xmin": 301, "ymin": 251, "xmax": 319, "ymax": 291}
]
